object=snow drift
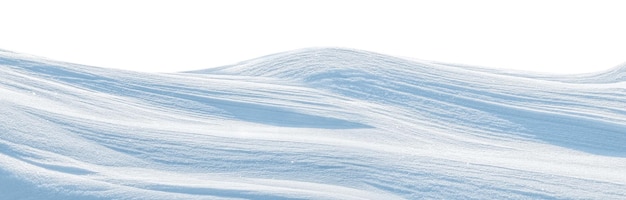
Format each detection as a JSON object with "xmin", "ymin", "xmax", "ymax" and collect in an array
[{"xmin": 1, "ymin": 48, "xmax": 625, "ymax": 199}]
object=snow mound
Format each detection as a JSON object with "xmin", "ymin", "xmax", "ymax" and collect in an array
[
  {"xmin": 1, "ymin": 48, "xmax": 626, "ymax": 199},
  {"xmin": 586, "ymin": 63, "xmax": 626, "ymax": 83}
]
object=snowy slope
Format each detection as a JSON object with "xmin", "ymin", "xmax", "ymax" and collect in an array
[{"xmin": 1, "ymin": 48, "xmax": 625, "ymax": 199}]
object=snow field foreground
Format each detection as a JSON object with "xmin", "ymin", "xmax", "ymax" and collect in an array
[{"xmin": 1, "ymin": 48, "xmax": 625, "ymax": 199}]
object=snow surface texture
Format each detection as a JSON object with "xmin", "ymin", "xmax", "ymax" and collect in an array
[{"xmin": 1, "ymin": 48, "xmax": 625, "ymax": 199}]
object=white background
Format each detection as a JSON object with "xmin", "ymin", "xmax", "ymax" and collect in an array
[{"xmin": 1, "ymin": 0, "xmax": 625, "ymax": 73}]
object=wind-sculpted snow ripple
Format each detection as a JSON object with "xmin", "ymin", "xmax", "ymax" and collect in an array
[{"xmin": 1, "ymin": 48, "xmax": 625, "ymax": 199}]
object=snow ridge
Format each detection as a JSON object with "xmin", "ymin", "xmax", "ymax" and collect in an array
[
  {"xmin": 1, "ymin": 48, "xmax": 626, "ymax": 199},
  {"xmin": 586, "ymin": 63, "xmax": 626, "ymax": 83}
]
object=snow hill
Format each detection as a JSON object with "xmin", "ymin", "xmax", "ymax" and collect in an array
[{"xmin": 1, "ymin": 48, "xmax": 625, "ymax": 199}]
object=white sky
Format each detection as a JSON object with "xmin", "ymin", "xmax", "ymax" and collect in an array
[{"xmin": 1, "ymin": 0, "xmax": 625, "ymax": 74}]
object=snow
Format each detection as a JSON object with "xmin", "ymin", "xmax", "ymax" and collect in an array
[{"xmin": 1, "ymin": 48, "xmax": 625, "ymax": 199}]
